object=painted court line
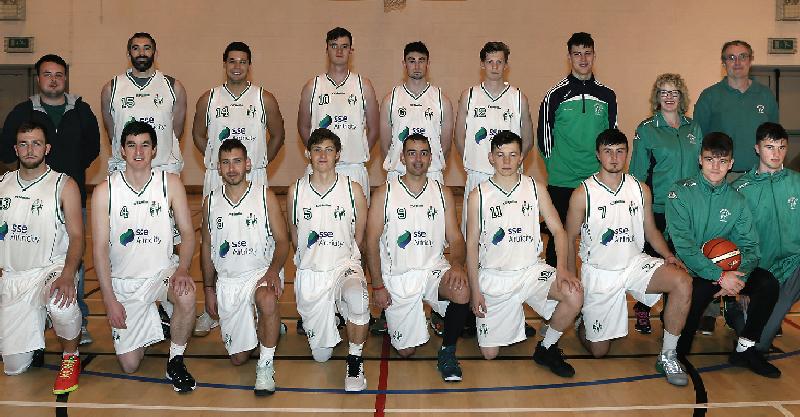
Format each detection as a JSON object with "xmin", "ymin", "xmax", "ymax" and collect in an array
[{"xmin": 2, "ymin": 400, "xmax": 799, "ymax": 414}]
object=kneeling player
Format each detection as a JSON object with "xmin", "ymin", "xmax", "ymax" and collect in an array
[
  {"xmin": 366, "ymin": 134, "xmax": 470, "ymax": 382},
  {"xmin": 565, "ymin": 129, "xmax": 692, "ymax": 386},
  {"xmin": 92, "ymin": 121, "xmax": 198, "ymax": 392},
  {"xmin": 288, "ymin": 128, "xmax": 370, "ymax": 391},
  {"xmin": 200, "ymin": 139, "xmax": 290, "ymax": 395},
  {"xmin": 466, "ymin": 130, "xmax": 583, "ymax": 377},
  {"xmin": 0, "ymin": 121, "xmax": 84, "ymax": 394}
]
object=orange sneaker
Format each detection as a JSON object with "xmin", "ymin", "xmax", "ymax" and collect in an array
[{"xmin": 53, "ymin": 354, "xmax": 80, "ymax": 395}]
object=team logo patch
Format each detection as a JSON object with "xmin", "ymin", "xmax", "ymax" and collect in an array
[
  {"xmin": 149, "ymin": 201, "xmax": 162, "ymax": 217},
  {"xmin": 424, "ymin": 108, "xmax": 434, "ymax": 120},
  {"xmin": 120, "ymin": 228, "xmax": 135, "ymax": 246},
  {"xmin": 628, "ymin": 201, "xmax": 639, "ymax": 216},
  {"xmin": 319, "ymin": 115, "xmax": 333, "ymax": 128},
  {"xmin": 719, "ymin": 208, "xmax": 731, "ymax": 223},
  {"xmin": 592, "ymin": 320, "xmax": 604, "ymax": 333},
  {"xmin": 668, "ymin": 191, "xmax": 677, "ymax": 199},
  {"xmin": 30, "ymin": 199, "xmax": 43, "ymax": 215},
  {"xmin": 521, "ymin": 201, "xmax": 534, "ymax": 216},
  {"xmin": 0, "ymin": 222, "xmax": 7, "ymax": 240},
  {"xmin": 601, "ymin": 228, "xmax": 615, "ymax": 246},
  {"xmin": 392, "ymin": 330, "xmax": 403, "ymax": 341},
  {"xmin": 491, "ymin": 227, "xmax": 505, "ymax": 245},
  {"xmin": 219, "ymin": 240, "xmax": 230, "ymax": 258},
  {"xmin": 245, "ymin": 212, "xmax": 258, "ymax": 227},
  {"xmin": 756, "ymin": 104, "xmax": 765, "ymax": 114},
  {"xmin": 594, "ymin": 103, "xmax": 603, "ymax": 116},
  {"xmin": 153, "ymin": 94, "xmax": 164, "ymax": 106},
  {"xmin": 502, "ymin": 109, "xmax": 514, "ymax": 121},
  {"xmin": 348, "ymin": 94, "xmax": 357, "ymax": 105},
  {"xmin": 539, "ymin": 270, "xmax": 554, "ymax": 282},
  {"xmin": 687, "ymin": 133, "xmax": 696, "ymax": 144},
  {"xmin": 333, "ymin": 206, "xmax": 346, "ymax": 220},
  {"xmin": 246, "ymin": 104, "xmax": 257, "ymax": 117},
  {"xmin": 219, "ymin": 126, "xmax": 231, "ymax": 141},
  {"xmin": 475, "ymin": 127, "xmax": 488, "ymax": 144},
  {"xmin": 307, "ymin": 231, "xmax": 320, "ymax": 248},
  {"xmin": 397, "ymin": 231, "xmax": 412, "ymax": 249},
  {"xmin": 223, "ymin": 334, "xmax": 232, "ymax": 348},
  {"xmin": 789, "ymin": 197, "xmax": 798, "ymax": 210},
  {"xmin": 398, "ymin": 126, "xmax": 410, "ymax": 142},
  {"xmin": 427, "ymin": 206, "xmax": 437, "ymax": 220},
  {"xmin": 478, "ymin": 323, "xmax": 489, "ymax": 336}
]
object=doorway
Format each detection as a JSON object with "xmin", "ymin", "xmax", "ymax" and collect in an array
[{"xmin": 752, "ymin": 65, "xmax": 800, "ymax": 170}]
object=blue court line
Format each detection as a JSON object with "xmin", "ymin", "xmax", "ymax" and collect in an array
[{"xmin": 41, "ymin": 348, "xmax": 800, "ymax": 396}]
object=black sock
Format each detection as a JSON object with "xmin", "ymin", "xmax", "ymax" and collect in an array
[{"xmin": 442, "ymin": 302, "xmax": 469, "ymax": 348}]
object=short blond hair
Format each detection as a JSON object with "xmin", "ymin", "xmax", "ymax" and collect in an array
[{"xmin": 649, "ymin": 73, "xmax": 690, "ymax": 115}]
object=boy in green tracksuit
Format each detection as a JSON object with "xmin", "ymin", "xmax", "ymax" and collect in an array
[
  {"xmin": 732, "ymin": 122, "xmax": 800, "ymax": 353},
  {"xmin": 666, "ymin": 132, "xmax": 780, "ymax": 378}
]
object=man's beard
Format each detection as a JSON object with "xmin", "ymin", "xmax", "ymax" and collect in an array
[
  {"xmin": 131, "ymin": 56, "xmax": 154, "ymax": 72},
  {"xmin": 20, "ymin": 157, "xmax": 44, "ymax": 170}
]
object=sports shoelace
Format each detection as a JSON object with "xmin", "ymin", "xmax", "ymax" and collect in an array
[
  {"xmin": 347, "ymin": 357, "xmax": 362, "ymax": 377},
  {"xmin": 58, "ymin": 357, "xmax": 77, "ymax": 378}
]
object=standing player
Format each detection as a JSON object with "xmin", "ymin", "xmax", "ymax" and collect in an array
[
  {"xmin": 92, "ymin": 121, "xmax": 198, "ymax": 392},
  {"xmin": 288, "ymin": 128, "xmax": 370, "ymax": 391},
  {"xmin": 666, "ymin": 132, "xmax": 780, "ymax": 378},
  {"xmin": 297, "ymin": 27, "xmax": 379, "ymax": 202},
  {"xmin": 466, "ymin": 130, "xmax": 583, "ymax": 377},
  {"xmin": 192, "ymin": 41, "xmax": 286, "ymax": 336},
  {"xmin": 455, "ymin": 41, "xmax": 541, "ymax": 232},
  {"xmin": 366, "ymin": 133, "xmax": 470, "ymax": 382},
  {"xmin": 565, "ymin": 129, "xmax": 692, "ymax": 386},
  {"xmin": 101, "ymin": 32, "xmax": 187, "ymax": 173},
  {"xmin": 200, "ymin": 139, "xmax": 289, "ymax": 395},
  {"xmin": 381, "ymin": 41, "xmax": 453, "ymax": 185},
  {"xmin": 0, "ymin": 121, "xmax": 84, "ymax": 394},
  {"xmin": 731, "ymin": 122, "xmax": 800, "ymax": 353},
  {"xmin": 538, "ymin": 32, "xmax": 617, "ymax": 267}
]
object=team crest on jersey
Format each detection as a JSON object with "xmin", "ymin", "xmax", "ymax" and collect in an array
[
  {"xmin": 594, "ymin": 103, "xmax": 603, "ymax": 115},
  {"xmin": 521, "ymin": 200, "xmax": 534, "ymax": 216},
  {"xmin": 687, "ymin": 133, "xmax": 697, "ymax": 144},
  {"xmin": 153, "ymin": 94, "xmax": 164, "ymax": 106},
  {"xmin": 303, "ymin": 208, "xmax": 312, "ymax": 220},
  {"xmin": 592, "ymin": 320, "xmax": 603, "ymax": 333},
  {"xmin": 628, "ymin": 201, "xmax": 639, "ymax": 216},
  {"xmin": 30, "ymin": 199, "xmax": 43, "ymax": 215},
  {"xmin": 0, "ymin": 222, "xmax": 7, "ymax": 240},
  {"xmin": 538, "ymin": 270, "xmax": 554, "ymax": 281},
  {"xmin": 0, "ymin": 197, "xmax": 10, "ymax": 210},
  {"xmin": 333, "ymin": 206, "xmax": 346, "ymax": 220},
  {"xmin": 425, "ymin": 108, "xmax": 434, "ymax": 120},
  {"xmin": 246, "ymin": 104, "xmax": 257, "ymax": 118},
  {"xmin": 347, "ymin": 94, "xmax": 357, "ymax": 106},
  {"xmin": 502, "ymin": 109, "xmax": 514, "ymax": 121},
  {"xmin": 789, "ymin": 197, "xmax": 798, "ymax": 210},
  {"xmin": 668, "ymin": 191, "xmax": 677, "ymax": 199},
  {"xmin": 427, "ymin": 206, "xmax": 437, "ymax": 220},
  {"xmin": 397, "ymin": 208, "xmax": 407, "ymax": 219},
  {"xmin": 245, "ymin": 212, "xmax": 258, "ymax": 227},
  {"xmin": 219, "ymin": 240, "xmax": 230, "ymax": 258},
  {"xmin": 478, "ymin": 323, "xmax": 489, "ymax": 336},
  {"xmin": 397, "ymin": 231, "xmax": 412, "ymax": 249},
  {"xmin": 223, "ymin": 333, "xmax": 232, "ymax": 348},
  {"xmin": 719, "ymin": 208, "xmax": 731, "ymax": 222},
  {"xmin": 149, "ymin": 201, "xmax": 162, "ymax": 217},
  {"xmin": 398, "ymin": 107, "xmax": 407, "ymax": 117},
  {"xmin": 756, "ymin": 104, "xmax": 765, "ymax": 114}
]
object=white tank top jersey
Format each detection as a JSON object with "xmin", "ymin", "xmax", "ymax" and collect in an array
[
  {"xmin": 208, "ymin": 182, "xmax": 275, "ymax": 278},
  {"xmin": 108, "ymin": 170, "xmax": 173, "ymax": 279},
  {"xmin": 463, "ymin": 83, "xmax": 522, "ymax": 174},
  {"xmin": 309, "ymin": 72, "xmax": 369, "ymax": 164},
  {"xmin": 383, "ymin": 84, "xmax": 445, "ymax": 175},
  {"xmin": 0, "ymin": 169, "xmax": 68, "ymax": 272},
  {"xmin": 477, "ymin": 175, "xmax": 542, "ymax": 271},
  {"xmin": 109, "ymin": 69, "xmax": 183, "ymax": 171},
  {"xmin": 579, "ymin": 174, "xmax": 646, "ymax": 271},
  {"xmin": 291, "ymin": 174, "xmax": 360, "ymax": 271},
  {"xmin": 204, "ymin": 82, "xmax": 268, "ymax": 170},
  {"xmin": 380, "ymin": 177, "xmax": 447, "ymax": 276}
]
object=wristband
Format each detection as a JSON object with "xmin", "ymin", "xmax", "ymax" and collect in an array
[{"xmin": 372, "ymin": 285, "xmax": 385, "ymax": 291}]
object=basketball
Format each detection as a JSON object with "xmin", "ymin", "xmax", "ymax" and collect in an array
[{"xmin": 702, "ymin": 237, "xmax": 741, "ymax": 271}]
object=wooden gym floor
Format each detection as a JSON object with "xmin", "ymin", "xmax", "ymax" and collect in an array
[{"xmin": 2, "ymin": 191, "xmax": 800, "ymax": 417}]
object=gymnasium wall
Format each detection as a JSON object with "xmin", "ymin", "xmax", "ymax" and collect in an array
[{"xmin": 1, "ymin": 0, "xmax": 798, "ymax": 187}]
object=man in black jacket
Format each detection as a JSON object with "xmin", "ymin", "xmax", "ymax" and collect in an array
[{"xmin": 0, "ymin": 54, "xmax": 100, "ymax": 345}]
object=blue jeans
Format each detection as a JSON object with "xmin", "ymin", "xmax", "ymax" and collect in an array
[{"xmin": 77, "ymin": 208, "xmax": 89, "ymax": 326}]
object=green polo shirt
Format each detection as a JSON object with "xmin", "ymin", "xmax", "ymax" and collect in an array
[
  {"xmin": 631, "ymin": 112, "xmax": 703, "ymax": 213},
  {"xmin": 693, "ymin": 77, "xmax": 778, "ymax": 172}
]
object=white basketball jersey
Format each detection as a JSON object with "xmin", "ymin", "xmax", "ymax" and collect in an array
[
  {"xmin": 579, "ymin": 174, "xmax": 646, "ymax": 271},
  {"xmin": 108, "ymin": 170, "xmax": 173, "ymax": 279},
  {"xmin": 380, "ymin": 177, "xmax": 447, "ymax": 276},
  {"xmin": 0, "ymin": 168, "xmax": 68, "ymax": 272},
  {"xmin": 109, "ymin": 69, "xmax": 183, "ymax": 172},
  {"xmin": 477, "ymin": 176, "xmax": 542, "ymax": 271},
  {"xmin": 204, "ymin": 82, "xmax": 268, "ymax": 170},
  {"xmin": 383, "ymin": 84, "xmax": 445, "ymax": 175},
  {"xmin": 463, "ymin": 83, "xmax": 522, "ymax": 174},
  {"xmin": 208, "ymin": 182, "xmax": 275, "ymax": 278},
  {"xmin": 308, "ymin": 72, "xmax": 369, "ymax": 164},
  {"xmin": 292, "ymin": 174, "xmax": 360, "ymax": 271}
]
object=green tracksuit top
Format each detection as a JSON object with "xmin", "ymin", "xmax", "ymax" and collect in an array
[
  {"xmin": 733, "ymin": 167, "xmax": 800, "ymax": 284},
  {"xmin": 665, "ymin": 173, "xmax": 760, "ymax": 281},
  {"xmin": 630, "ymin": 112, "xmax": 702, "ymax": 213},
  {"xmin": 693, "ymin": 78, "xmax": 778, "ymax": 172}
]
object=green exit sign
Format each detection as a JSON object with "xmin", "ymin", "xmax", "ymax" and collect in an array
[
  {"xmin": 768, "ymin": 38, "xmax": 797, "ymax": 54},
  {"xmin": 4, "ymin": 36, "xmax": 33, "ymax": 53}
]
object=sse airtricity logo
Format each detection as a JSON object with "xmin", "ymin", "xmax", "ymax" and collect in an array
[
  {"xmin": 0, "ymin": 222, "xmax": 7, "ymax": 240},
  {"xmin": 601, "ymin": 228, "xmax": 615, "ymax": 246},
  {"xmin": 319, "ymin": 115, "xmax": 333, "ymax": 128},
  {"xmin": 219, "ymin": 126, "xmax": 231, "ymax": 141},
  {"xmin": 120, "ymin": 229, "xmax": 135, "ymax": 246},
  {"xmin": 475, "ymin": 127, "xmax": 488, "ymax": 144},
  {"xmin": 398, "ymin": 126, "xmax": 410, "ymax": 142},
  {"xmin": 492, "ymin": 228, "xmax": 505, "ymax": 245},
  {"xmin": 397, "ymin": 231, "xmax": 412, "ymax": 249},
  {"xmin": 307, "ymin": 231, "xmax": 320, "ymax": 248}
]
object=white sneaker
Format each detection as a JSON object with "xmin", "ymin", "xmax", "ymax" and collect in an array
[
  {"xmin": 344, "ymin": 354, "xmax": 367, "ymax": 392},
  {"xmin": 79, "ymin": 325, "xmax": 93, "ymax": 345},
  {"xmin": 254, "ymin": 362, "xmax": 276, "ymax": 396},
  {"xmin": 193, "ymin": 311, "xmax": 219, "ymax": 337}
]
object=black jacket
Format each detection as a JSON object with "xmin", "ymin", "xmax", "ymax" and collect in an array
[{"xmin": 1, "ymin": 94, "xmax": 101, "ymax": 207}]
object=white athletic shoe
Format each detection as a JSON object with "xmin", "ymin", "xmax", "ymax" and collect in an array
[
  {"xmin": 254, "ymin": 362, "xmax": 276, "ymax": 396},
  {"xmin": 344, "ymin": 354, "xmax": 367, "ymax": 392},
  {"xmin": 193, "ymin": 311, "xmax": 219, "ymax": 337},
  {"xmin": 79, "ymin": 325, "xmax": 93, "ymax": 345}
]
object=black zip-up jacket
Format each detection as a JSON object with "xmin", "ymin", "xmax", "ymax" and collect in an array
[{"xmin": 1, "ymin": 94, "xmax": 100, "ymax": 207}]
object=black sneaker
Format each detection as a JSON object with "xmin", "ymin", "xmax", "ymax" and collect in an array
[
  {"xmin": 31, "ymin": 348, "xmax": 45, "ymax": 368},
  {"xmin": 369, "ymin": 311, "xmax": 388, "ymax": 335},
  {"xmin": 437, "ymin": 345, "xmax": 463, "ymax": 382},
  {"xmin": 166, "ymin": 355, "xmax": 197, "ymax": 392},
  {"xmin": 633, "ymin": 303, "xmax": 652, "ymax": 335},
  {"xmin": 296, "ymin": 318, "xmax": 306, "ymax": 336},
  {"xmin": 697, "ymin": 315, "xmax": 716, "ymax": 336},
  {"xmin": 533, "ymin": 341, "xmax": 575, "ymax": 378},
  {"xmin": 723, "ymin": 297, "xmax": 746, "ymax": 334},
  {"xmin": 729, "ymin": 347, "xmax": 781, "ymax": 378}
]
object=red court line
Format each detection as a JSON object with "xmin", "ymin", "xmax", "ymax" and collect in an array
[
  {"xmin": 783, "ymin": 317, "xmax": 800, "ymax": 330},
  {"xmin": 373, "ymin": 334, "xmax": 390, "ymax": 417}
]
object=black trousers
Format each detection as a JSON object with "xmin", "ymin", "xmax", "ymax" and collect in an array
[
  {"xmin": 543, "ymin": 185, "xmax": 574, "ymax": 266},
  {"xmin": 677, "ymin": 268, "xmax": 779, "ymax": 356}
]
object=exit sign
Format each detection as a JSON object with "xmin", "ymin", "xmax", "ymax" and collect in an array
[
  {"xmin": 4, "ymin": 36, "xmax": 33, "ymax": 53},
  {"xmin": 768, "ymin": 38, "xmax": 797, "ymax": 54}
]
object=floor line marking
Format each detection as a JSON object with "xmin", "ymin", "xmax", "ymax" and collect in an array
[{"xmin": 373, "ymin": 334, "xmax": 390, "ymax": 417}]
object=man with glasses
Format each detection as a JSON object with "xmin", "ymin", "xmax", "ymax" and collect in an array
[{"xmin": 694, "ymin": 40, "xmax": 778, "ymax": 174}]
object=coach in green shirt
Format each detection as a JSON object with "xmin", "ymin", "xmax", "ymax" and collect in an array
[{"xmin": 693, "ymin": 40, "xmax": 778, "ymax": 172}]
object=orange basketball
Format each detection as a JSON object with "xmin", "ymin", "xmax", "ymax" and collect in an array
[{"xmin": 702, "ymin": 237, "xmax": 741, "ymax": 271}]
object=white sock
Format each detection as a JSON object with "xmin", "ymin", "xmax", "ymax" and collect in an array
[
  {"xmin": 662, "ymin": 330, "xmax": 679, "ymax": 353},
  {"xmin": 169, "ymin": 342, "xmax": 186, "ymax": 360},
  {"xmin": 736, "ymin": 337, "xmax": 755, "ymax": 353},
  {"xmin": 258, "ymin": 344, "xmax": 276, "ymax": 367},
  {"xmin": 541, "ymin": 328, "xmax": 563, "ymax": 349},
  {"xmin": 63, "ymin": 350, "xmax": 78, "ymax": 358},
  {"xmin": 348, "ymin": 342, "xmax": 364, "ymax": 356}
]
